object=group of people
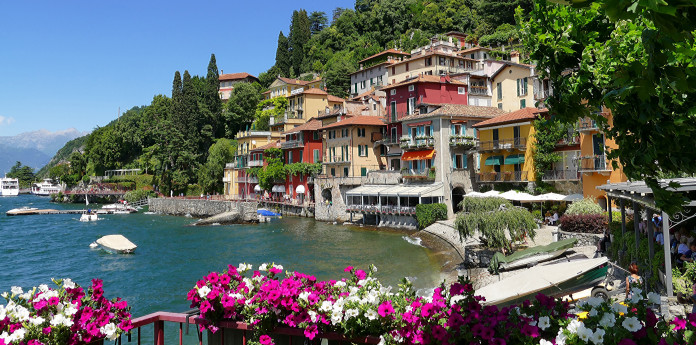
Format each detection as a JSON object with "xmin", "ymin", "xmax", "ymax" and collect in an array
[{"xmin": 544, "ymin": 211, "xmax": 559, "ymax": 225}]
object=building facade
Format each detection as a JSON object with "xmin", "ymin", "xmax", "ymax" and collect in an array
[{"xmin": 219, "ymin": 73, "xmax": 259, "ymax": 100}]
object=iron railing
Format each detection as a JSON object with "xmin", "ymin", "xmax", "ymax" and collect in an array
[
  {"xmin": 578, "ymin": 118, "xmax": 599, "ymax": 132},
  {"xmin": 477, "ymin": 138, "xmax": 527, "ymax": 151},
  {"xmin": 476, "ymin": 171, "xmax": 528, "ymax": 182},
  {"xmin": 401, "ymin": 169, "xmax": 436, "ymax": 181},
  {"xmin": 346, "ymin": 204, "xmax": 417, "ymax": 215},
  {"xmin": 542, "ymin": 169, "xmax": 581, "ymax": 181},
  {"xmin": 578, "ymin": 156, "xmax": 611, "ymax": 172},
  {"xmin": 399, "ymin": 136, "xmax": 435, "ymax": 149},
  {"xmin": 449, "ymin": 136, "xmax": 476, "ymax": 148},
  {"xmin": 281, "ymin": 141, "xmax": 304, "ymax": 149}
]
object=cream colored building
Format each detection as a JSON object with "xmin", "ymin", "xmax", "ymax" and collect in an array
[
  {"xmin": 269, "ymin": 88, "xmax": 344, "ymax": 133},
  {"xmin": 388, "ymin": 39, "xmax": 480, "ymax": 85},
  {"xmin": 264, "ymin": 77, "xmax": 323, "ymax": 100},
  {"xmin": 223, "ymin": 130, "xmax": 282, "ymax": 199},
  {"xmin": 490, "ymin": 59, "xmax": 536, "ymax": 112},
  {"xmin": 321, "ymin": 116, "xmax": 386, "ymax": 177}
]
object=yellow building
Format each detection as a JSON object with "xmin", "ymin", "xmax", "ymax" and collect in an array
[
  {"xmin": 473, "ymin": 108, "xmax": 541, "ymax": 185},
  {"xmin": 388, "ymin": 39, "xmax": 479, "ymax": 85},
  {"xmin": 321, "ymin": 116, "xmax": 386, "ymax": 177},
  {"xmin": 490, "ymin": 60, "xmax": 536, "ymax": 112},
  {"xmin": 578, "ymin": 108, "xmax": 626, "ymax": 209},
  {"xmin": 264, "ymin": 77, "xmax": 323, "ymax": 100},
  {"xmin": 269, "ymin": 88, "xmax": 344, "ymax": 133},
  {"xmin": 223, "ymin": 130, "xmax": 282, "ymax": 199}
]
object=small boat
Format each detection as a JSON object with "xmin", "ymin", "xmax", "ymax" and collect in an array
[
  {"xmin": 0, "ymin": 177, "xmax": 19, "ymax": 197},
  {"xmin": 100, "ymin": 202, "xmax": 137, "ymax": 214},
  {"xmin": 79, "ymin": 213, "xmax": 99, "ymax": 222},
  {"xmin": 95, "ymin": 234, "xmax": 137, "ymax": 254},
  {"xmin": 6, "ymin": 206, "xmax": 38, "ymax": 214},
  {"xmin": 476, "ymin": 257, "xmax": 609, "ymax": 306},
  {"xmin": 489, "ymin": 238, "xmax": 578, "ymax": 273}
]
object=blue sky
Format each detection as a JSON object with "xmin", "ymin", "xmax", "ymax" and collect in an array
[{"xmin": 0, "ymin": 0, "xmax": 354, "ymax": 136}]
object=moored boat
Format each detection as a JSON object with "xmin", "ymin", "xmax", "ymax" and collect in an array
[
  {"xmin": 0, "ymin": 177, "xmax": 19, "ymax": 196},
  {"xmin": 31, "ymin": 178, "xmax": 61, "ymax": 196},
  {"xmin": 100, "ymin": 202, "xmax": 137, "ymax": 214},
  {"xmin": 79, "ymin": 213, "xmax": 99, "ymax": 222},
  {"xmin": 476, "ymin": 257, "xmax": 610, "ymax": 306},
  {"xmin": 489, "ymin": 238, "xmax": 578, "ymax": 273},
  {"xmin": 95, "ymin": 234, "xmax": 137, "ymax": 254}
]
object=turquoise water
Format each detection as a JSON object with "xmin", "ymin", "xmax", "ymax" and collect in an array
[{"xmin": 0, "ymin": 194, "xmax": 441, "ymax": 318}]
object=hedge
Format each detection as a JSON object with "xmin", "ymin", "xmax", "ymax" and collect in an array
[
  {"xmin": 415, "ymin": 203, "xmax": 448, "ymax": 229},
  {"xmin": 558, "ymin": 214, "xmax": 607, "ymax": 234}
]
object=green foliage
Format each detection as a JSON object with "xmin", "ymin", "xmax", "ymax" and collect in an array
[
  {"xmin": 309, "ymin": 11, "xmax": 328, "ymax": 35},
  {"xmin": 478, "ymin": 23, "xmax": 520, "ymax": 47},
  {"xmin": 455, "ymin": 204, "xmax": 537, "ymax": 250},
  {"xmin": 415, "ymin": 203, "xmax": 448, "ymax": 230},
  {"xmin": 275, "ymin": 31, "xmax": 291, "ymax": 77},
  {"xmin": 198, "ymin": 139, "xmax": 236, "ymax": 194},
  {"xmin": 519, "ymin": 0, "xmax": 696, "ymax": 214},
  {"xmin": 224, "ymin": 83, "xmax": 263, "ymax": 136},
  {"xmin": 531, "ymin": 118, "xmax": 575, "ymax": 184},
  {"xmin": 531, "ymin": 209, "xmax": 542, "ymax": 222},
  {"xmin": 285, "ymin": 162, "xmax": 322, "ymax": 177},
  {"xmin": 36, "ymin": 135, "xmax": 88, "ymax": 178},
  {"xmin": 459, "ymin": 196, "xmax": 512, "ymax": 213},
  {"xmin": 289, "ymin": 9, "xmax": 312, "ymax": 75},
  {"xmin": 256, "ymin": 148, "xmax": 286, "ymax": 192},
  {"xmin": 322, "ymin": 52, "xmax": 354, "ymax": 99},
  {"xmin": 253, "ymin": 97, "xmax": 288, "ymax": 131},
  {"xmin": 109, "ymin": 174, "xmax": 154, "ymax": 190},
  {"xmin": 185, "ymin": 184, "xmax": 203, "ymax": 197},
  {"xmin": 123, "ymin": 189, "xmax": 156, "ymax": 203},
  {"xmin": 7, "ymin": 161, "xmax": 36, "ymax": 188},
  {"xmin": 565, "ymin": 198, "xmax": 604, "ymax": 215}
]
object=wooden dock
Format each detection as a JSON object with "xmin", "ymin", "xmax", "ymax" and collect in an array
[{"xmin": 6, "ymin": 209, "xmax": 88, "ymax": 216}]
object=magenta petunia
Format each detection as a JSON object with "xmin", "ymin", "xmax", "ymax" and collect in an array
[
  {"xmin": 378, "ymin": 300, "xmax": 395, "ymax": 317},
  {"xmin": 259, "ymin": 335, "xmax": 274, "ymax": 345}
]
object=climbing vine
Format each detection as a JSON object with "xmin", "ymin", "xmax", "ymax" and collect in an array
[
  {"xmin": 531, "ymin": 118, "xmax": 575, "ymax": 186},
  {"xmin": 285, "ymin": 162, "xmax": 322, "ymax": 177}
]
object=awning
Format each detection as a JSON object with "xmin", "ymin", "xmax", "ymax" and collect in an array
[
  {"xmin": 504, "ymin": 154, "xmax": 525, "ymax": 165},
  {"xmin": 271, "ymin": 185, "xmax": 285, "ymax": 193},
  {"xmin": 451, "ymin": 119, "xmax": 467, "ymax": 124},
  {"xmin": 295, "ymin": 185, "xmax": 306, "ymax": 194},
  {"xmin": 254, "ymin": 185, "xmax": 262, "ymax": 192},
  {"xmin": 485, "ymin": 155, "xmax": 504, "ymax": 166},
  {"xmin": 406, "ymin": 120, "xmax": 432, "ymax": 127},
  {"xmin": 402, "ymin": 149, "xmax": 435, "ymax": 161}
]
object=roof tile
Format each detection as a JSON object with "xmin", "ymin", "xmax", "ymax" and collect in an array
[
  {"xmin": 401, "ymin": 104, "xmax": 507, "ymax": 122},
  {"xmin": 321, "ymin": 116, "xmax": 385, "ymax": 130},
  {"xmin": 219, "ymin": 72, "xmax": 257, "ymax": 81},
  {"xmin": 473, "ymin": 107, "xmax": 541, "ymax": 128}
]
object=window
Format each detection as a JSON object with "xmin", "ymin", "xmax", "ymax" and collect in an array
[
  {"xmin": 391, "ymin": 127, "xmax": 397, "ymax": 140},
  {"xmin": 299, "ymin": 149, "xmax": 303, "ymax": 163},
  {"xmin": 313, "ymin": 131, "xmax": 319, "ymax": 140},
  {"xmin": 390, "ymin": 101, "xmax": 397, "ymax": 121},
  {"xmin": 344, "ymin": 167, "xmax": 349, "ymax": 177},
  {"xmin": 353, "ymin": 84, "xmax": 357, "ymax": 94},
  {"xmin": 360, "ymin": 80, "xmax": 366, "ymax": 88},
  {"xmin": 458, "ymin": 87, "xmax": 466, "ymax": 95},
  {"xmin": 452, "ymin": 154, "xmax": 466, "ymax": 170},
  {"xmin": 425, "ymin": 125, "xmax": 432, "ymax": 137},
  {"xmin": 406, "ymin": 63, "xmax": 409, "ymax": 72},
  {"xmin": 392, "ymin": 66, "xmax": 395, "ymax": 75},
  {"xmin": 288, "ymin": 151, "xmax": 293, "ymax": 164},
  {"xmin": 331, "ymin": 168, "xmax": 336, "ymax": 176},
  {"xmin": 407, "ymin": 84, "xmax": 414, "ymax": 92},
  {"xmin": 373, "ymin": 104, "xmax": 376, "ymax": 110},
  {"xmin": 517, "ymin": 77, "xmax": 528, "ymax": 96},
  {"xmin": 361, "ymin": 167, "xmax": 367, "ymax": 176},
  {"xmin": 407, "ymin": 97, "xmax": 416, "ymax": 115},
  {"xmin": 470, "ymin": 54, "xmax": 475, "ymax": 59},
  {"xmin": 498, "ymin": 103, "xmax": 503, "ymax": 109},
  {"xmin": 439, "ymin": 57, "xmax": 446, "ymax": 66},
  {"xmin": 370, "ymin": 78, "xmax": 374, "ymax": 86},
  {"xmin": 520, "ymin": 99, "xmax": 526, "ymax": 109},
  {"xmin": 377, "ymin": 75, "xmax": 382, "ymax": 85},
  {"xmin": 425, "ymin": 57, "xmax": 432, "ymax": 66},
  {"xmin": 496, "ymin": 82, "xmax": 502, "ymax": 100},
  {"xmin": 313, "ymin": 149, "xmax": 320, "ymax": 163},
  {"xmin": 390, "ymin": 89, "xmax": 396, "ymax": 95},
  {"xmin": 358, "ymin": 145, "xmax": 368, "ymax": 157}
]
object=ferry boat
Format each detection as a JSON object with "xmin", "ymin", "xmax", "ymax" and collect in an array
[
  {"xmin": 31, "ymin": 178, "xmax": 61, "ymax": 196},
  {"xmin": 0, "ymin": 177, "xmax": 19, "ymax": 196}
]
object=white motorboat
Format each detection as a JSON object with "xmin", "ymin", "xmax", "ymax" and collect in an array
[
  {"xmin": 100, "ymin": 202, "xmax": 137, "ymax": 214},
  {"xmin": 95, "ymin": 234, "xmax": 137, "ymax": 254},
  {"xmin": 7, "ymin": 206, "xmax": 38, "ymax": 213},
  {"xmin": 79, "ymin": 213, "xmax": 99, "ymax": 222},
  {"xmin": 0, "ymin": 177, "xmax": 19, "ymax": 196},
  {"xmin": 31, "ymin": 179, "xmax": 61, "ymax": 196}
]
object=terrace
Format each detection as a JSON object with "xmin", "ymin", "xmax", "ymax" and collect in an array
[
  {"xmin": 477, "ymin": 138, "xmax": 527, "ymax": 152},
  {"xmin": 578, "ymin": 155, "xmax": 611, "ymax": 173},
  {"xmin": 476, "ymin": 171, "xmax": 528, "ymax": 183}
]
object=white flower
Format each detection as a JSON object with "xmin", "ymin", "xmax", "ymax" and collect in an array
[
  {"xmin": 630, "ymin": 292, "xmax": 642, "ymax": 304},
  {"xmin": 273, "ymin": 264, "xmax": 283, "ymax": 271},
  {"xmin": 9, "ymin": 328, "xmax": 26, "ymax": 342},
  {"xmin": 50, "ymin": 313, "xmax": 73, "ymax": 327},
  {"xmin": 622, "ymin": 316, "xmax": 642, "ymax": 332},
  {"xmin": 238, "ymin": 263, "xmax": 251, "ymax": 272},
  {"xmin": 100, "ymin": 322, "xmax": 119, "ymax": 340},
  {"xmin": 631, "ymin": 287, "xmax": 642, "ymax": 297},
  {"xmin": 539, "ymin": 340, "xmax": 553, "ymax": 345},
  {"xmin": 577, "ymin": 324, "xmax": 592, "ymax": 342},
  {"xmin": 566, "ymin": 319, "xmax": 583, "ymax": 334},
  {"xmin": 377, "ymin": 336, "xmax": 385, "ymax": 345},
  {"xmin": 555, "ymin": 331, "xmax": 567, "ymax": 345},
  {"xmin": 19, "ymin": 293, "xmax": 31, "ymax": 300},
  {"xmin": 358, "ymin": 279, "xmax": 368, "ymax": 286},
  {"xmin": 589, "ymin": 308, "xmax": 598, "ymax": 317},
  {"xmin": 308, "ymin": 311, "xmax": 318, "ymax": 323},
  {"xmin": 599, "ymin": 312, "xmax": 616, "ymax": 328},
  {"xmin": 259, "ymin": 263, "xmax": 268, "ymax": 271},
  {"xmin": 647, "ymin": 292, "xmax": 662, "ymax": 305},
  {"xmin": 13, "ymin": 305, "xmax": 30, "ymax": 322},
  {"xmin": 331, "ymin": 311, "xmax": 342, "ymax": 325},
  {"xmin": 63, "ymin": 278, "xmax": 76, "ymax": 289},
  {"xmin": 590, "ymin": 328, "xmax": 605, "ymax": 345},
  {"xmin": 38, "ymin": 284, "xmax": 49, "ymax": 293},
  {"xmin": 10, "ymin": 286, "xmax": 22, "ymax": 295},
  {"xmin": 298, "ymin": 291, "xmax": 310, "ymax": 302},
  {"xmin": 365, "ymin": 309, "xmax": 378, "ymax": 320},
  {"xmin": 333, "ymin": 297, "xmax": 345, "ymax": 310},
  {"xmin": 583, "ymin": 297, "xmax": 604, "ymax": 308},
  {"xmin": 450, "ymin": 295, "xmax": 465, "ymax": 306},
  {"xmin": 345, "ymin": 308, "xmax": 359, "ymax": 319},
  {"xmin": 0, "ymin": 306, "xmax": 5, "ymax": 320},
  {"xmin": 379, "ymin": 286, "xmax": 392, "ymax": 295},
  {"xmin": 319, "ymin": 301, "xmax": 332, "ymax": 312},
  {"xmin": 242, "ymin": 278, "xmax": 254, "ymax": 289},
  {"xmin": 197, "ymin": 286, "xmax": 211, "ymax": 299},
  {"xmin": 64, "ymin": 302, "xmax": 78, "ymax": 316},
  {"xmin": 29, "ymin": 316, "xmax": 45, "ymax": 326},
  {"xmin": 1, "ymin": 292, "xmax": 7, "ymax": 298},
  {"xmin": 334, "ymin": 281, "xmax": 346, "ymax": 287},
  {"xmin": 538, "ymin": 316, "xmax": 551, "ymax": 330},
  {"xmin": 366, "ymin": 291, "xmax": 380, "ymax": 304},
  {"xmin": 611, "ymin": 302, "xmax": 627, "ymax": 314}
]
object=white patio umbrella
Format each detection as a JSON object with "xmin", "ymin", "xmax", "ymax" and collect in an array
[
  {"xmin": 499, "ymin": 190, "xmax": 538, "ymax": 202},
  {"xmin": 465, "ymin": 191, "xmax": 486, "ymax": 197},
  {"xmin": 563, "ymin": 194, "xmax": 584, "ymax": 202},
  {"xmin": 482, "ymin": 190, "xmax": 502, "ymax": 197},
  {"xmin": 537, "ymin": 192, "xmax": 566, "ymax": 201}
]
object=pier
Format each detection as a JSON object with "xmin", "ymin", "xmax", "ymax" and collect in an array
[{"xmin": 6, "ymin": 208, "xmax": 132, "ymax": 216}]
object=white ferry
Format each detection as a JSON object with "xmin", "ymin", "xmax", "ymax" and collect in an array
[
  {"xmin": 31, "ymin": 178, "xmax": 61, "ymax": 196},
  {"xmin": 0, "ymin": 177, "xmax": 19, "ymax": 196}
]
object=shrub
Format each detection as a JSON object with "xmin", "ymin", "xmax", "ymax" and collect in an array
[
  {"xmin": 558, "ymin": 214, "xmax": 607, "ymax": 234},
  {"xmin": 531, "ymin": 209, "xmax": 542, "ymax": 222},
  {"xmin": 124, "ymin": 189, "xmax": 157, "ymax": 203},
  {"xmin": 415, "ymin": 203, "xmax": 447, "ymax": 229},
  {"xmin": 455, "ymin": 206, "xmax": 537, "ymax": 250},
  {"xmin": 565, "ymin": 197, "xmax": 604, "ymax": 215},
  {"xmin": 459, "ymin": 196, "xmax": 512, "ymax": 213},
  {"xmin": 185, "ymin": 184, "xmax": 203, "ymax": 196}
]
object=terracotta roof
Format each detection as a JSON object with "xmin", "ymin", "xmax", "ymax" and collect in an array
[
  {"xmin": 327, "ymin": 94, "xmax": 344, "ymax": 103},
  {"xmin": 473, "ymin": 107, "xmax": 542, "ymax": 128},
  {"xmin": 278, "ymin": 77, "xmax": 322, "ymax": 86},
  {"xmin": 490, "ymin": 61, "xmax": 535, "ymax": 79},
  {"xmin": 402, "ymin": 104, "xmax": 507, "ymax": 122},
  {"xmin": 262, "ymin": 90, "xmax": 271, "ymax": 94},
  {"xmin": 219, "ymin": 72, "xmax": 257, "ymax": 81},
  {"xmin": 359, "ymin": 49, "xmax": 410, "ymax": 64},
  {"xmin": 282, "ymin": 118, "xmax": 323, "ymax": 134},
  {"xmin": 457, "ymin": 46, "xmax": 492, "ymax": 55},
  {"xmin": 321, "ymin": 116, "xmax": 385, "ymax": 130},
  {"xmin": 250, "ymin": 140, "xmax": 282, "ymax": 152},
  {"xmin": 381, "ymin": 74, "xmax": 466, "ymax": 90},
  {"xmin": 301, "ymin": 87, "xmax": 328, "ymax": 95}
]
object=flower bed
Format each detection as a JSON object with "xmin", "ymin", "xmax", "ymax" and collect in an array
[
  {"xmin": 188, "ymin": 263, "xmax": 696, "ymax": 345},
  {"xmin": 0, "ymin": 278, "xmax": 132, "ymax": 345}
]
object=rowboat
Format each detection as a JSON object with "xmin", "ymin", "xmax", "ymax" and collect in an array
[
  {"xmin": 476, "ymin": 257, "xmax": 609, "ymax": 306},
  {"xmin": 489, "ymin": 238, "xmax": 578, "ymax": 273}
]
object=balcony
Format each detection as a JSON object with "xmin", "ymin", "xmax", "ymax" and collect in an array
[
  {"xmin": 534, "ymin": 88, "xmax": 551, "ymax": 100},
  {"xmin": 541, "ymin": 169, "xmax": 581, "ymax": 181},
  {"xmin": 476, "ymin": 171, "xmax": 528, "ymax": 183},
  {"xmin": 578, "ymin": 156, "xmax": 611, "ymax": 173},
  {"xmin": 469, "ymin": 86, "xmax": 489, "ymax": 96},
  {"xmin": 399, "ymin": 136, "xmax": 435, "ymax": 150},
  {"xmin": 236, "ymin": 176, "xmax": 259, "ymax": 184},
  {"xmin": 556, "ymin": 135, "xmax": 580, "ymax": 147},
  {"xmin": 477, "ymin": 138, "xmax": 527, "ymax": 152},
  {"xmin": 401, "ymin": 168, "xmax": 436, "ymax": 181},
  {"xmin": 578, "ymin": 118, "xmax": 599, "ymax": 132},
  {"xmin": 225, "ymin": 163, "xmax": 235, "ymax": 169},
  {"xmin": 346, "ymin": 204, "xmax": 416, "ymax": 215},
  {"xmin": 281, "ymin": 140, "xmax": 304, "ymax": 149},
  {"xmin": 377, "ymin": 135, "xmax": 399, "ymax": 145},
  {"xmin": 449, "ymin": 136, "xmax": 476, "ymax": 149},
  {"xmin": 248, "ymin": 160, "xmax": 264, "ymax": 167},
  {"xmin": 323, "ymin": 156, "xmax": 351, "ymax": 165}
]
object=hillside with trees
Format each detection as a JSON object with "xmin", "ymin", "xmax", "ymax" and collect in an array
[{"xmin": 43, "ymin": 0, "xmax": 529, "ymax": 195}]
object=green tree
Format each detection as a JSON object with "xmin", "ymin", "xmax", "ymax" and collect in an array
[
  {"xmin": 224, "ymin": 83, "xmax": 263, "ymax": 136},
  {"xmin": 289, "ymin": 9, "xmax": 311, "ymax": 74},
  {"xmin": 7, "ymin": 161, "xmax": 35, "ymax": 188},
  {"xmin": 253, "ymin": 97, "xmax": 288, "ymax": 131},
  {"xmin": 532, "ymin": 118, "xmax": 573, "ymax": 185},
  {"xmin": 198, "ymin": 138, "xmax": 237, "ymax": 194},
  {"xmin": 204, "ymin": 54, "xmax": 224, "ymax": 138},
  {"xmin": 323, "ymin": 52, "xmax": 355, "ymax": 99},
  {"xmin": 257, "ymin": 148, "xmax": 286, "ymax": 192},
  {"xmin": 275, "ymin": 32, "xmax": 291, "ymax": 77},
  {"xmin": 258, "ymin": 65, "xmax": 281, "ymax": 89},
  {"xmin": 477, "ymin": 0, "xmax": 532, "ymax": 35},
  {"xmin": 309, "ymin": 11, "xmax": 328, "ymax": 35},
  {"xmin": 519, "ymin": 1, "xmax": 696, "ymax": 213}
]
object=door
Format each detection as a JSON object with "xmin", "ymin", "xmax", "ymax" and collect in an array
[
  {"xmin": 513, "ymin": 126, "xmax": 521, "ymax": 146},
  {"xmin": 492, "ymin": 129, "xmax": 499, "ymax": 148},
  {"xmin": 592, "ymin": 134, "xmax": 604, "ymax": 169}
]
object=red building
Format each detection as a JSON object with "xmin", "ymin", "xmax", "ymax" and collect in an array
[
  {"xmin": 379, "ymin": 75, "xmax": 468, "ymax": 170},
  {"xmin": 281, "ymin": 118, "xmax": 324, "ymax": 205},
  {"xmin": 241, "ymin": 140, "xmax": 281, "ymax": 199}
]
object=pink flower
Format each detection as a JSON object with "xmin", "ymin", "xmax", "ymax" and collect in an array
[
  {"xmin": 344, "ymin": 266, "xmax": 353, "ymax": 272},
  {"xmin": 269, "ymin": 267, "xmax": 282, "ymax": 275},
  {"xmin": 259, "ymin": 335, "xmax": 274, "ymax": 345},
  {"xmin": 304, "ymin": 324, "xmax": 319, "ymax": 339},
  {"xmin": 42, "ymin": 327, "xmax": 52, "ymax": 335},
  {"xmin": 672, "ymin": 317, "xmax": 687, "ymax": 331},
  {"xmin": 355, "ymin": 270, "xmax": 367, "ymax": 280},
  {"xmin": 378, "ymin": 301, "xmax": 395, "ymax": 317}
]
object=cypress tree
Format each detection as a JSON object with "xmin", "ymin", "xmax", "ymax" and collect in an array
[
  {"xmin": 288, "ymin": 9, "xmax": 311, "ymax": 75},
  {"xmin": 171, "ymin": 71, "xmax": 184, "ymax": 128},
  {"xmin": 181, "ymin": 70, "xmax": 200, "ymax": 151},
  {"xmin": 205, "ymin": 54, "xmax": 223, "ymax": 137},
  {"xmin": 275, "ymin": 31, "xmax": 290, "ymax": 77}
]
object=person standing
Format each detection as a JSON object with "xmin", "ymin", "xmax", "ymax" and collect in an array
[{"xmin": 625, "ymin": 262, "xmax": 642, "ymax": 300}]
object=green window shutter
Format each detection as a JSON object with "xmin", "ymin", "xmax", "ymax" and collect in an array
[
  {"xmin": 523, "ymin": 77, "xmax": 528, "ymax": 94},
  {"xmin": 452, "ymin": 154, "xmax": 456, "ymax": 169},
  {"xmin": 463, "ymin": 156, "xmax": 468, "ymax": 169},
  {"xmin": 313, "ymin": 149, "xmax": 319, "ymax": 163},
  {"xmin": 451, "ymin": 124, "xmax": 455, "ymax": 135},
  {"xmin": 521, "ymin": 99, "xmax": 526, "ymax": 109},
  {"xmin": 516, "ymin": 79, "xmax": 520, "ymax": 97},
  {"xmin": 361, "ymin": 167, "xmax": 367, "ymax": 176},
  {"xmin": 299, "ymin": 150, "xmax": 303, "ymax": 162}
]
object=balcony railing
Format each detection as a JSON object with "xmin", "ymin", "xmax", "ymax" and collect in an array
[
  {"xmin": 399, "ymin": 136, "xmax": 435, "ymax": 150},
  {"xmin": 346, "ymin": 204, "xmax": 417, "ymax": 215},
  {"xmin": 449, "ymin": 136, "xmax": 476, "ymax": 149},
  {"xmin": 534, "ymin": 88, "xmax": 551, "ymax": 100},
  {"xmin": 476, "ymin": 171, "xmax": 528, "ymax": 182},
  {"xmin": 477, "ymin": 138, "xmax": 527, "ymax": 151},
  {"xmin": 578, "ymin": 118, "xmax": 599, "ymax": 132},
  {"xmin": 556, "ymin": 135, "xmax": 580, "ymax": 146},
  {"xmin": 377, "ymin": 135, "xmax": 399, "ymax": 145},
  {"xmin": 323, "ymin": 156, "xmax": 351, "ymax": 165},
  {"xmin": 281, "ymin": 140, "xmax": 304, "ymax": 149},
  {"xmin": 401, "ymin": 169, "xmax": 436, "ymax": 181},
  {"xmin": 248, "ymin": 160, "xmax": 264, "ymax": 167},
  {"xmin": 225, "ymin": 163, "xmax": 235, "ymax": 169},
  {"xmin": 578, "ymin": 156, "xmax": 611, "ymax": 172},
  {"xmin": 469, "ymin": 86, "xmax": 489, "ymax": 96},
  {"xmin": 236, "ymin": 176, "xmax": 259, "ymax": 184},
  {"xmin": 541, "ymin": 169, "xmax": 581, "ymax": 181}
]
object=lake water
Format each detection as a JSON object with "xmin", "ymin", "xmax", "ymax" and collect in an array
[{"xmin": 0, "ymin": 194, "xmax": 441, "ymax": 318}]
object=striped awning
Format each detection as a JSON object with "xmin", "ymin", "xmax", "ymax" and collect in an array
[
  {"xmin": 485, "ymin": 155, "xmax": 504, "ymax": 166},
  {"xmin": 402, "ymin": 149, "xmax": 436, "ymax": 161}
]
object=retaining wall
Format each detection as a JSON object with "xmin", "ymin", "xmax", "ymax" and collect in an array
[
  {"xmin": 149, "ymin": 198, "xmax": 258, "ymax": 220},
  {"xmin": 557, "ymin": 229, "xmax": 603, "ymax": 248}
]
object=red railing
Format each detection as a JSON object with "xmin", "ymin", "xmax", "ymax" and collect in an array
[{"xmin": 127, "ymin": 311, "xmax": 379, "ymax": 345}]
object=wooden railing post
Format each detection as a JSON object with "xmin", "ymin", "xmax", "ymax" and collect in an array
[{"xmin": 154, "ymin": 320, "xmax": 164, "ymax": 345}]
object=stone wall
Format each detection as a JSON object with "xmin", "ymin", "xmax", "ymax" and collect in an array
[
  {"xmin": 419, "ymin": 220, "xmax": 466, "ymax": 262},
  {"xmin": 549, "ymin": 181, "xmax": 582, "ymax": 195},
  {"xmin": 313, "ymin": 176, "xmax": 366, "ymax": 222},
  {"xmin": 557, "ymin": 229, "xmax": 603, "ymax": 248},
  {"xmin": 366, "ymin": 171, "xmax": 402, "ymax": 185},
  {"xmin": 149, "ymin": 198, "xmax": 258, "ymax": 220}
]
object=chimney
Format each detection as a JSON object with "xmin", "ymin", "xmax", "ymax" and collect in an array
[
  {"xmin": 510, "ymin": 51, "xmax": 520, "ymax": 64},
  {"xmin": 220, "ymin": 69, "xmax": 223, "ymax": 75}
]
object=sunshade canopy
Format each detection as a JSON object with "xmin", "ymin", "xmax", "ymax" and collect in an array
[
  {"xmin": 504, "ymin": 154, "xmax": 525, "ymax": 165},
  {"xmin": 537, "ymin": 192, "xmax": 567, "ymax": 201},
  {"xmin": 485, "ymin": 155, "xmax": 504, "ymax": 166},
  {"xmin": 254, "ymin": 185, "xmax": 262, "ymax": 192},
  {"xmin": 271, "ymin": 185, "xmax": 285, "ymax": 193},
  {"xmin": 296, "ymin": 185, "xmax": 306, "ymax": 194},
  {"xmin": 402, "ymin": 149, "xmax": 435, "ymax": 161}
]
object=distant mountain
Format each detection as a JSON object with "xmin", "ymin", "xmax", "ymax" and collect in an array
[{"xmin": 0, "ymin": 128, "xmax": 87, "ymax": 173}]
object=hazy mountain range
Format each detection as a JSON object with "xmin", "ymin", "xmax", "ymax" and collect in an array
[{"xmin": 0, "ymin": 128, "xmax": 88, "ymax": 174}]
